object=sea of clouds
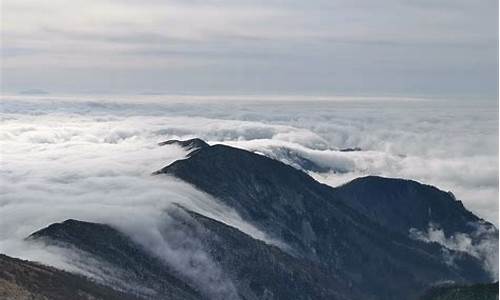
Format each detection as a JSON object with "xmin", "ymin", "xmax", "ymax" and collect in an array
[{"xmin": 0, "ymin": 94, "xmax": 498, "ymax": 287}]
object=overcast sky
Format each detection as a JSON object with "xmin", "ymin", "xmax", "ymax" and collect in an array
[{"xmin": 1, "ymin": 0, "xmax": 498, "ymax": 97}]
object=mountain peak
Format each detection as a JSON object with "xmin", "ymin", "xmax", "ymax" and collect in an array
[
  {"xmin": 158, "ymin": 138, "xmax": 209, "ymax": 151},
  {"xmin": 334, "ymin": 175, "xmax": 483, "ymax": 236}
]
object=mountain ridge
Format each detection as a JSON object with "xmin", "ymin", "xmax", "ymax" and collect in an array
[{"xmin": 155, "ymin": 140, "xmax": 494, "ymax": 299}]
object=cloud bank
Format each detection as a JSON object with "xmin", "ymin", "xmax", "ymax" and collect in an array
[
  {"xmin": 0, "ymin": 95, "xmax": 497, "ymax": 287},
  {"xmin": 3, "ymin": 95, "xmax": 496, "ymax": 219}
]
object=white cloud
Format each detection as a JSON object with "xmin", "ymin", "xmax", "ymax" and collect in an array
[{"xmin": 1, "ymin": 95, "xmax": 497, "ymax": 223}]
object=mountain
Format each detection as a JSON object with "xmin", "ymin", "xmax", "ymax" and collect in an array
[
  {"xmin": 333, "ymin": 176, "xmax": 487, "ymax": 237},
  {"xmin": 18, "ymin": 89, "xmax": 49, "ymax": 95},
  {"xmin": 27, "ymin": 210, "xmax": 359, "ymax": 300},
  {"xmin": 253, "ymin": 146, "xmax": 333, "ymax": 173},
  {"xmin": 0, "ymin": 254, "xmax": 138, "ymax": 300},
  {"xmin": 183, "ymin": 209, "xmax": 357, "ymax": 300},
  {"xmin": 157, "ymin": 138, "xmax": 209, "ymax": 152},
  {"xmin": 156, "ymin": 141, "xmax": 492, "ymax": 299},
  {"xmin": 339, "ymin": 147, "xmax": 362, "ymax": 152},
  {"xmin": 27, "ymin": 219, "xmax": 202, "ymax": 300},
  {"xmin": 7, "ymin": 139, "xmax": 496, "ymax": 300}
]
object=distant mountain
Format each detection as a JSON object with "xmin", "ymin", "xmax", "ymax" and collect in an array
[
  {"xmin": 18, "ymin": 89, "xmax": 49, "ymax": 95},
  {"xmin": 157, "ymin": 138, "xmax": 210, "ymax": 157},
  {"xmin": 250, "ymin": 145, "xmax": 337, "ymax": 173},
  {"xmin": 5, "ymin": 139, "xmax": 496, "ymax": 300},
  {"xmin": 339, "ymin": 147, "xmax": 362, "ymax": 152},
  {"xmin": 157, "ymin": 138, "xmax": 209, "ymax": 150}
]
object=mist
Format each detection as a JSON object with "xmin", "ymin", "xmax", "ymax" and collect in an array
[{"xmin": 410, "ymin": 222, "xmax": 499, "ymax": 280}]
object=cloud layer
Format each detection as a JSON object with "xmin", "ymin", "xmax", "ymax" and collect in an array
[
  {"xmin": 0, "ymin": 95, "xmax": 498, "ymax": 287},
  {"xmin": 1, "ymin": 95, "xmax": 497, "ymax": 223}
]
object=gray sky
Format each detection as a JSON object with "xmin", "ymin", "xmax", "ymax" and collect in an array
[{"xmin": 1, "ymin": 0, "xmax": 498, "ymax": 97}]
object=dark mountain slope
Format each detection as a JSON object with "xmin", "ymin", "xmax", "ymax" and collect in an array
[
  {"xmin": 419, "ymin": 282, "xmax": 498, "ymax": 300},
  {"xmin": 0, "ymin": 253, "xmax": 139, "ymax": 300},
  {"xmin": 156, "ymin": 142, "xmax": 491, "ymax": 299},
  {"xmin": 28, "ymin": 219, "xmax": 202, "ymax": 300},
  {"xmin": 334, "ymin": 176, "xmax": 488, "ymax": 237},
  {"xmin": 27, "ymin": 212, "xmax": 356, "ymax": 300},
  {"xmin": 174, "ymin": 207, "xmax": 359, "ymax": 300}
]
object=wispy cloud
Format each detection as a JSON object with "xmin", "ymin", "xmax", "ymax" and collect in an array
[{"xmin": 410, "ymin": 222, "xmax": 499, "ymax": 280}]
